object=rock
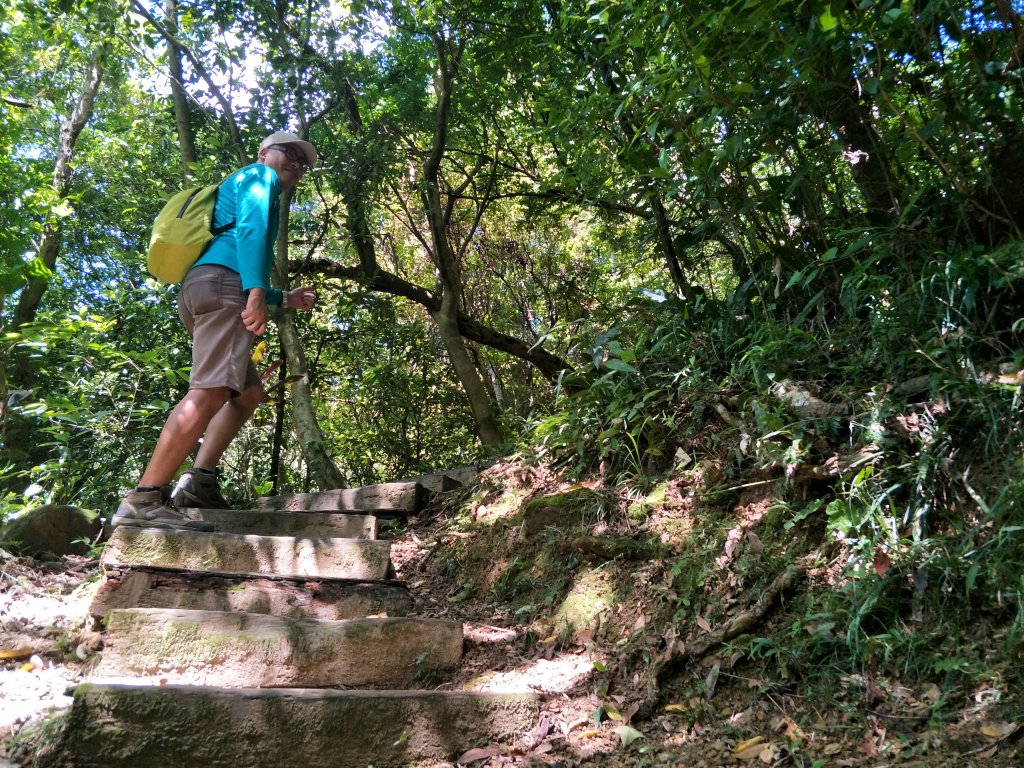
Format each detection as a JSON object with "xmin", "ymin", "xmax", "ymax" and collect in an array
[{"xmin": 1, "ymin": 505, "xmax": 101, "ymax": 557}]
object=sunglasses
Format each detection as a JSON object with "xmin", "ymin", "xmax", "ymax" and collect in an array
[{"xmin": 271, "ymin": 144, "xmax": 309, "ymax": 169}]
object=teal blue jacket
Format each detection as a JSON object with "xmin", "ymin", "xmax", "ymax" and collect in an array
[{"xmin": 191, "ymin": 163, "xmax": 284, "ymax": 306}]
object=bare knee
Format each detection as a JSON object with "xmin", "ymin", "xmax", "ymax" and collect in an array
[{"xmin": 186, "ymin": 386, "xmax": 234, "ymax": 417}]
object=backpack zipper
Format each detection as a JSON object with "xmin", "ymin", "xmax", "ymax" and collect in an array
[{"xmin": 177, "ymin": 188, "xmax": 202, "ymax": 219}]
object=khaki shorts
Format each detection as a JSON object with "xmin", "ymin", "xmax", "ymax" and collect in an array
[{"xmin": 178, "ymin": 265, "xmax": 260, "ymax": 396}]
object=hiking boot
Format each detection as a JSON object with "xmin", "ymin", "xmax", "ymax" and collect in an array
[
  {"xmin": 172, "ymin": 468, "xmax": 232, "ymax": 510},
  {"xmin": 112, "ymin": 486, "xmax": 215, "ymax": 532}
]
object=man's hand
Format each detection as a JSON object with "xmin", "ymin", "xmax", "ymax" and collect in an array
[
  {"xmin": 242, "ymin": 288, "xmax": 268, "ymax": 335},
  {"xmin": 285, "ymin": 285, "xmax": 317, "ymax": 311}
]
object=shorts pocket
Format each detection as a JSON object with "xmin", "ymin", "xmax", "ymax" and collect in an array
[{"xmin": 182, "ymin": 266, "xmax": 239, "ymax": 317}]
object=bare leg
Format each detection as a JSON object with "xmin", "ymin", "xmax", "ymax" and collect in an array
[
  {"xmin": 193, "ymin": 381, "xmax": 264, "ymax": 470},
  {"xmin": 139, "ymin": 387, "xmax": 232, "ymax": 487}
]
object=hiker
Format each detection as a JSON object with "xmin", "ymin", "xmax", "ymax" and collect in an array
[{"xmin": 113, "ymin": 131, "xmax": 319, "ymax": 531}]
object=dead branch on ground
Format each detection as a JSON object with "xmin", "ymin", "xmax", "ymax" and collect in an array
[{"xmin": 634, "ymin": 555, "xmax": 813, "ymax": 720}]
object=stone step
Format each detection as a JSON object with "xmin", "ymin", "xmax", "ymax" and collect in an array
[
  {"xmin": 255, "ymin": 481, "xmax": 428, "ymax": 514},
  {"xmin": 49, "ymin": 683, "xmax": 541, "ymax": 768},
  {"xmin": 397, "ymin": 472, "xmax": 463, "ymax": 496},
  {"xmin": 102, "ymin": 527, "xmax": 391, "ymax": 580},
  {"xmin": 399, "ymin": 465, "xmax": 484, "ymax": 494},
  {"xmin": 92, "ymin": 608, "xmax": 463, "ymax": 688},
  {"xmin": 90, "ymin": 567, "xmax": 413, "ymax": 621},
  {"xmin": 189, "ymin": 508, "xmax": 377, "ymax": 538}
]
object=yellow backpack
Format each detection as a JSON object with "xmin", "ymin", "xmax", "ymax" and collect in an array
[{"xmin": 147, "ymin": 182, "xmax": 234, "ymax": 283}]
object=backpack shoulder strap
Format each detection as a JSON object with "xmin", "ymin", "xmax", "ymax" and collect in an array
[{"xmin": 209, "ymin": 180, "xmax": 236, "ymax": 236}]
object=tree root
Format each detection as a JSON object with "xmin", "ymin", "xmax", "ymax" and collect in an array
[{"xmin": 634, "ymin": 556, "xmax": 812, "ymax": 721}]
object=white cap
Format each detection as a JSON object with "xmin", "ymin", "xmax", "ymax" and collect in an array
[{"xmin": 259, "ymin": 131, "xmax": 318, "ymax": 167}]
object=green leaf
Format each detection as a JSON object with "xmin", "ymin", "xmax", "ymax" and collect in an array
[
  {"xmin": 818, "ymin": 8, "xmax": 838, "ymax": 31},
  {"xmin": 51, "ymin": 200, "xmax": 75, "ymax": 217},
  {"xmin": 965, "ymin": 561, "xmax": 979, "ymax": 593},
  {"xmin": 604, "ymin": 359, "xmax": 636, "ymax": 373},
  {"xmin": 615, "ymin": 725, "xmax": 645, "ymax": 747}
]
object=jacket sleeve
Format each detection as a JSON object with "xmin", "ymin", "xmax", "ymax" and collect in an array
[{"xmin": 233, "ymin": 165, "xmax": 283, "ymax": 305}]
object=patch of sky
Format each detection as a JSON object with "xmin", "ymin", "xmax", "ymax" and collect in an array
[{"xmin": 132, "ymin": 0, "xmax": 381, "ymax": 116}]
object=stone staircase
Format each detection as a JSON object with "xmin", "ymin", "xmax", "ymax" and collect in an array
[{"xmin": 51, "ymin": 474, "xmax": 541, "ymax": 767}]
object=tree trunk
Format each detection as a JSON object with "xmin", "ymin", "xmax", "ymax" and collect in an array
[
  {"xmin": 269, "ymin": 339, "xmax": 287, "ymax": 496},
  {"xmin": 12, "ymin": 45, "xmax": 106, "ymax": 339},
  {"xmin": 273, "ymin": 190, "xmax": 348, "ymax": 490},
  {"xmin": 164, "ymin": 0, "xmax": 197, "ymax": 178},
  {"xmin": 418, "ymin": 32, "xmax": 504, "ymax": 449},
  {"xmin": 313, "ymin": 53, "xmax": 571, "ymax": 396},
  {"xmin": 132, "ymin": 0, "xmax": 248, "ymax": 164},
  {"xmin": 432, "ymin": 292, "xmax": 505, "ymax": 449}
]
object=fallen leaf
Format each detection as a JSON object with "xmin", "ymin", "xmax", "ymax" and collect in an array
[
  {"xmin": 733, "ymin": 736, "xmax": 770, "ymax": 760},
  {"xmin": 758, "ymin": 744, "xmax": 777, "ymax": 763},
  {"xmin": 664, "ymin": 703, "xmax": 688, "ymax": 713},
  {"xmin": 0, "ymin": 646, "xmax": 34, "ymax": 660},
  {"xmin": 696, "ymin": 616, "xmax": 712, "ymax": 632},
  {"xmin": 20, "ymin": 654, "xmax": 45, "ymax": 672},
  {"xmin": 457, "ymin": 746, "xmax": 502, "ymax": 765},
  {"xmin": 705, "ymin": 663, "xmax": 721, "ymax": 698},
  {"xmin": 980, "ymin": 722, "xmax": 1019, "ymax": 740},
  {"xmin": 615, "ymin": 725, "xmax": 644, "ymax": 747},
  {"xmin": 745, "ymin": 531, "xmax": 764, "ymax": 552},
  {"xmin": 823, "ymin": 742, "xmax": 843, "ymax": 755},
  {"xmin": 873, "ymin": 546, "xmax": 891, "ymax": 577},
  {"xmin": 733, "ymin": 736, "xmax": 765, "ymax": 753}
]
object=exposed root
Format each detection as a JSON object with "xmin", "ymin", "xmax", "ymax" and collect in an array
[{"xmin": 634, "ymin": 555, "xmax": 812, "ymax": 721}]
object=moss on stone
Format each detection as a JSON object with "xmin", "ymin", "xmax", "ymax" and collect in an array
[
  {"xmin": 552, "ymin": 567, "xmax": 613, "ymax": 634},
  {"xmin": 519, "ymin": 487, "xmax": 606, "ymax": 536},
  {"xmin": 112, "ymin": 530, "xmax": 191, "ymax": 567}
]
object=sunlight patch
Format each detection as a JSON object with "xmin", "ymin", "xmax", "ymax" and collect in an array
[{"xmin": 461, "ymin": 653, "xmax": 593, "ymax": 694}]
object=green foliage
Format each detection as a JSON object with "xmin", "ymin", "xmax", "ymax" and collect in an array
[
  {"xmin": 3, "ymin": 294, "xmax": 189, "ymax": 517},
  {"xmin": 532, "ymin": 291, "xmax": 719, "ymax": 481}
]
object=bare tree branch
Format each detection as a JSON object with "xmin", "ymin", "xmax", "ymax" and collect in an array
[{"xmin": 302, "ymin": 257, "xmax": 573, "ymax": 382}]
